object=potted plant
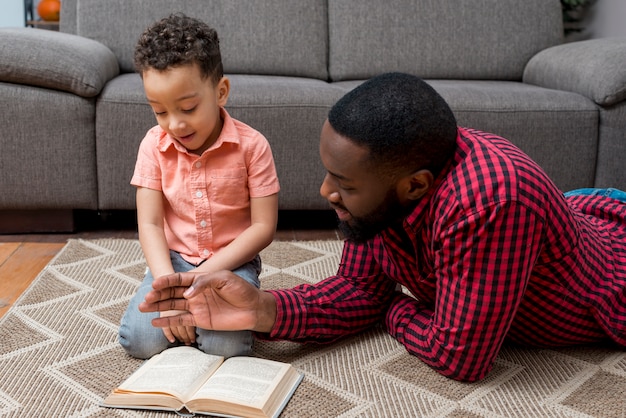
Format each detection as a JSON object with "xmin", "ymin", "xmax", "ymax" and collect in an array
[{"xmin": 561, "ymin": 0, "xmax": 595, "ymax": 36}]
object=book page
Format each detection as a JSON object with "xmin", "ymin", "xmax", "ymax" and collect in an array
[
  {"xmin": 117, "ymin": 346, "xmax": 223, "ymax": 402},
  {"xmin": 192, "ymin": 357, "xmax": 289, "ymax": 407}
]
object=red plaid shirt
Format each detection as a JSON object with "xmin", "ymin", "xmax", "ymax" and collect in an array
[{"xmin": 267, "ymin": 128, "xmax": 626, "ymax": 382}]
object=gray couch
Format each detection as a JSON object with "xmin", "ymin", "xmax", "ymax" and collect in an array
[{"xmin": 1, "ymin": 0, "xmax": 625, "ymax": 232}]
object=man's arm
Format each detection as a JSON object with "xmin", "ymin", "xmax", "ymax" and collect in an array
[
  {"xmin": 385, "ymin": 201, "xmax": 543, "ymax": 382},
  {"xmin": 140, "ymin": 241, "xmax": 398, "ymax": 342}
]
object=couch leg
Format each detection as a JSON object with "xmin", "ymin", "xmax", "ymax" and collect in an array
[{"xmin": 0, "ymin": 210, "xmax": 75, "ymax": 234}]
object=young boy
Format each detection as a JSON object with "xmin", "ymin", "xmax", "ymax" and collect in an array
[{"xmin": 118, "ymin": 14, "xmax": 280, "ymax": 359}]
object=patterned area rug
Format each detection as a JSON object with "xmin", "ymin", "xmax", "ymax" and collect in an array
[{"xmin": 0, "ymin": 239, "xmax": 624, "ymax": 417}]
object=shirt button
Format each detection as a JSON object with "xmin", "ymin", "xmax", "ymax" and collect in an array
[
  {"xmin": 195, "ymin": 161, "xmax": 202, "ymax": 169},
  {"xmin": 202, "ymin": 249, "xmax": 210, "ymax": 257},
  {"xmin": 195, "ymin": 191, "xmax": 203, "ymax": 198},
  {"xmin": 200, "ymin": 220, "xmax": 207, "ymax": 228}
]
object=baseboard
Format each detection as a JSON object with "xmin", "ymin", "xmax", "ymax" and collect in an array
[
  {"xmin": 0, "ymin": 209, "xmax": 75, "ymax": 234},
  {"xmin": 0, "ymin": 209, "xmax": 337, "ymax": 235}
]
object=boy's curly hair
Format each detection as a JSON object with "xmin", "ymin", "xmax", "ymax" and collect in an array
[{"xmin": 134, "ymin": 13, "xmax": 223, "ymax": 83}]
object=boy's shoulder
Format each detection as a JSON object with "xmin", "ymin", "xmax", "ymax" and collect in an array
[
  {"xmin": 223, "ymin": 111, "xmax": 268, "ymax": 146},
  {"xmin": 140, "ymin": 125, "xmax": 173, "ymax": 148},
  {"xmin": 141, "ymin": 125, "xmax": 167, "ymax": 142}
]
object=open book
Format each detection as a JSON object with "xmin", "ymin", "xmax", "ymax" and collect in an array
[{"xmin": 102, "ymin": 346, "xmax": 303, "ymax": 418}]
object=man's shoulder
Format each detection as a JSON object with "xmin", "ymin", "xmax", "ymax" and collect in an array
[
  {"xmin": 442, "ymin": 127, "xmax": 557, "ymax": 214},
  {"xmin": 455, "ymin": 127, "xmax": 549, "ymax": 184}
]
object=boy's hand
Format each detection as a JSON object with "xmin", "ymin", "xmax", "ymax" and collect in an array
[{"xmin": 160, "ymin": 310, "xmax": 196, "ymax": 345}]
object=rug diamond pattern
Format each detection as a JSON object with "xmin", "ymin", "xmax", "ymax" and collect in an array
[
  {"xmin": 0, "ymin": 314, "xmax": 52, "ymax": 355},
  {"xmin": 0, "ymin": 239, "xmax": 624, "ymax": 417}
]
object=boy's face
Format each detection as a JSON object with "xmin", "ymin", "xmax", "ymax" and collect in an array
[{"xmin": 142, "ymin": 64, "xmax": 229, "ymax": 155}]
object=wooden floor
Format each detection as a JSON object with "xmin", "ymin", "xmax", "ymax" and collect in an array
[{"xmin": 0, "ymin": 210, "xmax": 339, "ymax": 318}]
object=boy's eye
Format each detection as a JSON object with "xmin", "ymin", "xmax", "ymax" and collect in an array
[
  {"xmin": 182, "ymin": 107, "xmax": 197, "ymax": 114},
  {"xmin": 153, "ymin": 110, "xmax": 166, "ymax": 116}
]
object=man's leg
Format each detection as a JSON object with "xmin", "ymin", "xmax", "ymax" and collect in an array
[{"xmin": 564, "ymin": 188, "xmax": 626, "ymax": 202}]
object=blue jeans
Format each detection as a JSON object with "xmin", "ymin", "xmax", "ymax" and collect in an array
[
  {"xmin": 564, "ymin": 188, "xmax": 626, "ymax": 202},
  {"xmin": 119, "ymin": 251, "xmax": 261, "ymax": 359}
]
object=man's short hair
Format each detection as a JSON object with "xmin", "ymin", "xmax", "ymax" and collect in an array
[{"xmin": 328, "ymin": 72, "xmax": 458, "ymax": 178}]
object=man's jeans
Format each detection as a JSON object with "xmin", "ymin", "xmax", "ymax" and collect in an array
[
  {"xmin": 564, "ymin": 187, "xmax": 626, "ymax": 203},
  {"xmin": 119, "ymin": 251, "xmax": 261, "ymax": 359}
]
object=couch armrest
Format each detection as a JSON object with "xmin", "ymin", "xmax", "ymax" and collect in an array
[
  {"xmin": 523, "ymin": 38, "xmax": 626, "ymax": 106},
  {"xmin": 0, "ymin": 28, "xmax": 119, "ymax": 98}
]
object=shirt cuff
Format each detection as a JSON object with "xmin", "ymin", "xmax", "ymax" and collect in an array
[
  {"xmin": 261, "ymin": 289, "xmax": 307, "ymax": 340},
  {"xmin": 385, "ymin": 292, "xmax": 421, "ymax": 340}
]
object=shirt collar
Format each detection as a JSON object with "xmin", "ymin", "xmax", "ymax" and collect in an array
[
  {"xmin": 406, "ymin": 161, "xmax": 451, "ymax": 229},
  {"xmin": 372, "ymin": 156, "xmax": 454, "ymax": 247}
]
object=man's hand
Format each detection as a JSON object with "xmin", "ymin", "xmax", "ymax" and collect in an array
[{"xmin": 139, "ymin": 270, "xmax": 277, "ymax": 333}]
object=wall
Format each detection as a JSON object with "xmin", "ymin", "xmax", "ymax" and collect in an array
[
  {"xmin": 0, "ymin": 0, "xmax": 25, "ymax": 28},
  {"xmin": 1, "ymin": 2, "xmax": 624, "ymax": 37},
  {"xmin": 589, "ymin": 0, "xmax": 626, "ymax": 38}
]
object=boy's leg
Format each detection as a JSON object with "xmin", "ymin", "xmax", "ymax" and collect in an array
[
  {"xmin": 196, "ymin": 256, "xmax": 262, "ymax": 358},
  {"xmin": 118, "ymin": 251, "xmax": 195, "ymax": 359}
]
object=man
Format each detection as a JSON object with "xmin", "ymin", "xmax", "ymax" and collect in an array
[{"xmin": 139, "ymin": 72, "xmax": 626, "ymax": 382}]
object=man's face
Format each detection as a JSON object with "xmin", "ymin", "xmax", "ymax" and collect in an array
[{"xmin": 319, "ymin": 121, "xmax": 412, "ymax": 241}]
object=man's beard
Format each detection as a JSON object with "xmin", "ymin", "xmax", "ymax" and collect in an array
[{"xmin": 337, "ymin": 189, "xmax": 413, "ymax": 242}]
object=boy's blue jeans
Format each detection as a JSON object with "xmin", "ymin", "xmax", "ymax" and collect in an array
[
  {"xmin": 564, "ymin": 187, "xmax": 626, "ymax": 202},
  {"xmin": 119, "ymin": 251, "xmax": 261, "ymax": 359}
]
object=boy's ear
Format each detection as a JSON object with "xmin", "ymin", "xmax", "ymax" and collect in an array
[{"xmin": 217, "ymin": 76, "xmax": 230, "ymax": 106}]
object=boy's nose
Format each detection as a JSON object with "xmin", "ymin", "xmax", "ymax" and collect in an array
[{"xmin": 169, "ymin": 117, "xmax": 186, "ymax": 132}]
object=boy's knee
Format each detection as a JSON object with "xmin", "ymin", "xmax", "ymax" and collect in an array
[
  {"xmin": 118, "ymin": 327, "xmax": 169, "ymax": 359},
  {"xmin": 196, "ymin": 330, "xmax": 254, "ymax": 358}
]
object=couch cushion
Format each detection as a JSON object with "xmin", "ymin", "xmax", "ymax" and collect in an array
[
  {"xmin": 328, "ymin": 0, "xmax": 563, "ymax": 81},
  {"xmin": 95, "ymin": 74, "xmax": 344, "ymax": 210},
  {"xmin": 226, "ymin": 75, "xmax": 347, "ymax": 210},
  {"xmin": 428, "ymin": 80, "xmax": 598, "ymax": 191},
  {"xmin": 0, "ymin": 82, "xmax": 98, "ymax": 209},
  {"xmin": 73, "ymin": 0, "xmax": 328, "ymax": 80},
  {"xmin": 331, "ymin": 79, "xmax": 599, "ymax": 191},
  {"xmin": 0, "ymin": 28, "xmax": 119, "ymax": 97},
  {"xmin": 95, "ymin": 74, "xmax": 156, "ymax": 210}
]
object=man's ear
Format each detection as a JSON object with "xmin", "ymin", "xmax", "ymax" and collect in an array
[
  {"xmin": 217, "ymin": 76, "xmax": 230, "ymax": 106},
  {"xmin": 399, "ymin": 169, "xmax": 434, "ymax": 202}
]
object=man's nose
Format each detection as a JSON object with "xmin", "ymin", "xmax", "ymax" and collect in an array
[{"xmin": 320, "ymin": 174, "xmax": 340, "ymax": 203}]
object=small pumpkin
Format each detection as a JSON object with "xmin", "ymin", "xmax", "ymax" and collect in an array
[{"xmin": 37, "ymin": 0, "xmax": 61, "ymax": 22}]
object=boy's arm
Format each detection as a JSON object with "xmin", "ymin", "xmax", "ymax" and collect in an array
[
  {"xmin": 137, "ymin": 186, "xmax": 196, "ymax": 344},
  {"xmin": 136, "ymin": 186, "xmax": 175, "ymax": 279},
  {"xmin": 193, "ymin": 193, "xmax": 278, "ymax": 274}
]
